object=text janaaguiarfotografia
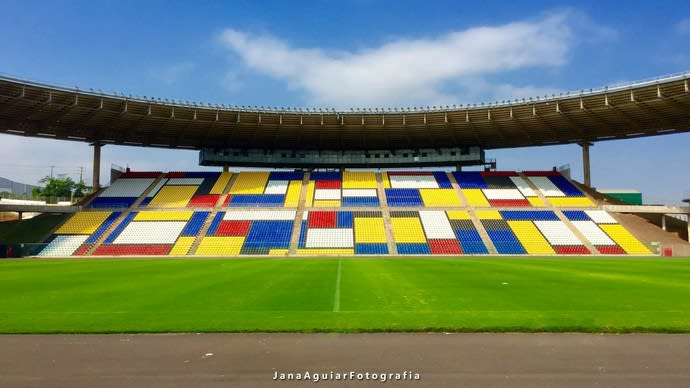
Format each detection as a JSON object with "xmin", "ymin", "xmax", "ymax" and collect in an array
[{"xmin": 272, "ymin": 370, "xmax": 421, "ymax": 383}]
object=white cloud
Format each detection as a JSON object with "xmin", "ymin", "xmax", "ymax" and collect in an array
[
  {"xmin": 676, "ymin": 17, "xmax": 690, "ymax": 35},
  {"xmin": 152, "ymin": 61, "xmax": 195, "ymax": 85},
  {"xmin": 218, "ymin": 10, "xmax": 599, "ymax": 107}
]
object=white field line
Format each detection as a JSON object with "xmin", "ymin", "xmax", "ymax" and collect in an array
[{"xmin": 333, "ymin": 258, "xmax": 342, "ymax": 312}]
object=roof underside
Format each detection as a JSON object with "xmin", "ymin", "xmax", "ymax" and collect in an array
[{"xmin": 0, "ymin": 75, "xmax": 689, "ymax": 151}]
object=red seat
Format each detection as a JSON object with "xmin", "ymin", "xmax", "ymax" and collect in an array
[
  {"xmin": 93, "ymin": 245, "xmax": 171, "ymax": 255},
  {"xmin": 489, "ymin": 199, "xmax": 531, "ymax": 207},
  {"xmin": 428, "ymin": 239, "xmax": 462, "ymax": 254},
  {"xmin": 216, "ymin": 220, "xmax": 251, "ymax": 236},
  {"xmin": 188, "ymin": 195, "xmax": 220, "ymax": 207},
  {"xmin": 315, "ymin": 180, "xmax": 341, "ymax": 189},
  {"xmin": 554, "ymin": 245, "xmax": 590, "ymax": 254},
  {"xmin": 309, "ymin": 211, "xmax": 337, "ymax": 228},
  {"xmin": 596, "ymin": 245, "xmax": 626, "ymax": 254}
]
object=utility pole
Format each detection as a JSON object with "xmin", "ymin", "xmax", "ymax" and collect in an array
[{"xmin": 79, "ymin": 166, "xmax": 84, "ymax": 183}]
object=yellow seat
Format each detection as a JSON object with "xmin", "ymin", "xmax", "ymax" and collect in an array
[
  {"xmin": 284, "ymin": 180, "xmax": 302, "ymax": 207},
  {"xmin": 547, "ymin": 197, "xmax": 595, "ymax": 207},
  {"xmin": 135, "ymin": 211, "xmax": 193, "ymax": 221},
  {"xmin": 229, "ymin": 172, "xmax": 269, "ymax": 194},
  {"xmin": 354, "ymin": 218, "xmax": 387, "ymax": 243},
  {"xmin": 419, "ymin": 189, "xmax": 462, "ymax": 207},
  {"xmin": 55, "ymin": 211, "xmax": 112, "ymax": 234},
  {"xmin": 314, "ymin": 200, "xmax": 340, "ymax": 207},
  {"xmin": 209, "ymin": 172, "xmax": 233, "ymax": 194},
  {"xmin": 527, "ymin": 197, "xmax": 545, "ymax": 207},
  {"xmin": 304, "ymin": 181, "xmax": 315, "ymax": 207},
  {"xmin": 507, "ymin": 221, "xmax": 555, "ymax": 254},
  {"xmin": 462, "ymin": 189, "xmax": 490, "ymax": 207},
  {"xmin": 475, "ymin": 210, "xmax": 502, "ymax": 220},
  {"xmin": 391, "ymin": 217, "xmax": 427, "ymax": 243},
  {"xmin": 148, "ymin": 186, "xmax": 198, "ymax": 208},
  {"xmin": 170, "ymin": 236, "xmax": 195, "ymax": 255},
  {"xmin": 342, "ymin": 171, "xmax": 377, "ymax": 189},
  {"xmin": 599, "ymin": 224, "xmax": 651, "ymax": 254},
  {"xmin": 195, "ymin": 237, "xmax": 245, "ymax": 255},
  {"xmin": 381, "ymin": 172, "xmax": 391, "ymax": 188},
  {"xmin": 447, "ymin": 210, "xmax": 471, "ymax": 220}
]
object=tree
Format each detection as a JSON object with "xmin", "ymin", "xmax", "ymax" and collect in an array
[
  {"xmin": 33, "ymin": 176, "xmax": 91, "ymax": 199},
  {"xmin": 73, "ymin": 180, "xmax": 88, "ymax": 197}
]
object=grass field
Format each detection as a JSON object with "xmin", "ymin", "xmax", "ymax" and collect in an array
[{"xmin": 0, "ymin": 257, "xmax": 689, "ymax": 333}]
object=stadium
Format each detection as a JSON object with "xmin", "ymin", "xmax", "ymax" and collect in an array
[
  {"xmin": 1, "ymin": 3, "xmax": 690, "ymax": 384},
  {"xmin": 1, "ymin": 74, "xmax": 689, "ymax": 258}
]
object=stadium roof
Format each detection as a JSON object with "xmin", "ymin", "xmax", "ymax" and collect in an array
[{"xmin": 1, "ymin": 73, "xmax": 689, "ymax": 151}]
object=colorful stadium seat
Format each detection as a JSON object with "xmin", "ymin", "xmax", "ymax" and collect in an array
[{"xmin": 37, "ymin": 169, "xmax": 652, "ymax": 257}]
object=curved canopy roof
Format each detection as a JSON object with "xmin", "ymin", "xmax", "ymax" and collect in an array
[{"xmin": 1, "ymin": 74, "xmax": 689, "ymax": 151}]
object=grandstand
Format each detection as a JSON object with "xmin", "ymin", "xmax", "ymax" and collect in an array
[
  {"xmin": 36, "ymin": 169, "xmax": 655, "ymax": 257},
  {"xmin": 1, "ymin": 73, "xmax": 689, "ymax": 257}
]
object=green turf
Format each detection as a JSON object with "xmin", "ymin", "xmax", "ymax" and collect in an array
[{"xmin": 0, "ymin": 257, "xmax": 689, "ymax": 333}]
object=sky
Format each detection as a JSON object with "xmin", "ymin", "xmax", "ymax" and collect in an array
[{"xmin": 0, "ymin": 0, "xmax": 688, "ymax": 204}]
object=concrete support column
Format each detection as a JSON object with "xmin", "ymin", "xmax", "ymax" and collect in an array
[
  {"xmin": 661, "ymin": 215, "xmax": 667, "ymax": 231},
  {"xmin": 92, "ymin": 141, "xmax": 103, "ymax": 192},
  {"xmin": 222, "ymin": 164, "xmax": 229, "ymax": 173},
  {"xmin": 581, "ymin": 141, "xmax": 592, "ymax": 187},
  {"xmin": 456, "ymin": 163, "xmax": 462, "ymax": 172},
  {"xmin": 17, "ymin": 211, "xmax": 23, "ymax": 221}
]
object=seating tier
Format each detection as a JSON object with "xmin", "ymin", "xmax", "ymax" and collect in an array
[{"xmin": 38, "ymin": 170, "xmax": 652, "ymax": 256}]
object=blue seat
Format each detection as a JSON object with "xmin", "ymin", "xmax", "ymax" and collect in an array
[
  {"xmin": 337, "ymin": 212, "xmax": 353, "ymax": 228},
  {"xmin": 455, "ymin": 229, "xmax": 483, "ymax": 242},
  {"xmin": 181, "ymin": 212, "xmax": 210, "ymax": 236},
  {"xmin": 452, "ymin": 172, "xmax": 487, "ymax": 189},
  {"xmin": 85, "ymin": 212, "xmax": 122, "ymax": 244},
  {"xmin": 90, "ymin": 197, "xmax": 137, "ymax": 208},
  {"xmin": 229, "ymin": 194, "xmax": 285, "ymax": 207},
  {"xmin": 310, "ymin": 171, "xmax": 341, "ymax": 180},
  {"xmin": 342, "ymin": 197, "xmax": 380, "ymax": 207},
  {"xmin": 500, "ymin": 210, "xmax": 559, "ymax": 221},
  {"xmin": 562, "ymin": 210, "xmax": 589, "ymax": 221},
  {"xmin": 460, "ymin": 241, "xmax": 489, "ymax": 254},
  {"xmin": 433, "ymin": 171, "xmax": 453, "ymax": 188},
  {"xmin": 298, "ymin": 221, "xmax": 308, "ymax": 248},
  {"xmin": 487, "ymin": 229, "xmax": 526, "ymax": 254},
  {"xmin": 385, "ymin": 189, "xmax": 423, "ymax": 207},
  {"xmin": 269, "ymin": 171, "xmax": 304, "ymax": 181},
  {"xmin": 244, "ymin": 220, "xmax": 292, "ymax": 249},
  {"xmin": 397, "ymin": 243, "xmax": 430, "ymax": 255},
  {"xmin": 194, "ymin": 177, "xmax": 217, "ymax": 195},
  {"xmin": 356, "ymin": 243, "xmax": 388, "ymax": 254},
  {"xmin": 549, "ymin": 175, "xmax": 584, "ymax": 197},
  {"xmin": 103, "ymin": 212, "xmax": 137, "ymax": 243},
  {"xmin": 206, "ymin": 212, "xmax": 225, "ymax": 236}
]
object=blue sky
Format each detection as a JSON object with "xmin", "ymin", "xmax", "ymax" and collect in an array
[{"xmin": 0, "ymin": 0, "xmax": 688, "ymax": 204}]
